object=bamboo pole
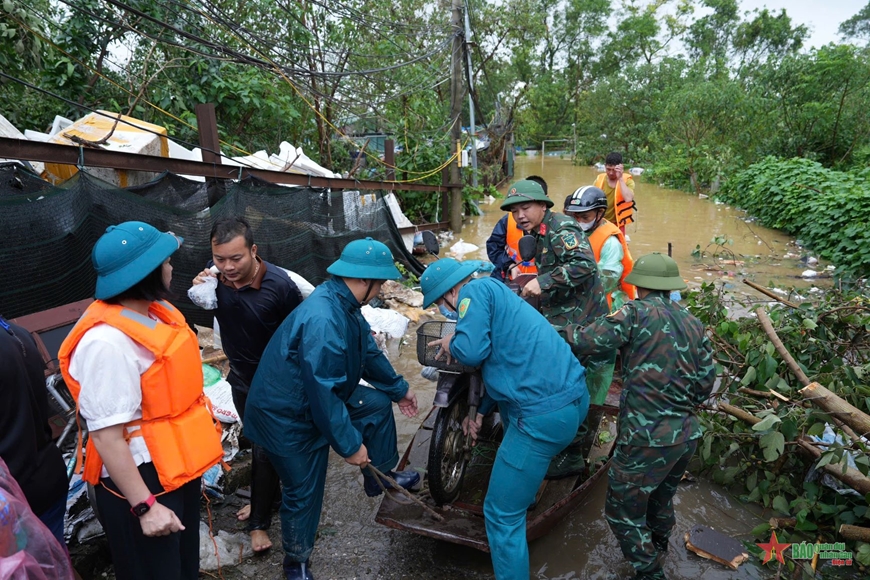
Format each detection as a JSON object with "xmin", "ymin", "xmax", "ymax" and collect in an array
[
  {"xmin": 743, "ymin": 279, "xmax": 801, "ymax": 309},
  {"xmin": 799, "ymin": 382, "xmax": 870, "ymax": 439},
  {"xmin": 838, "ymin": 524, "xmax": 870, "ymax": 542},
  {"xmin": 202, "ymin": 353, "xmax": 228, "ymax": 365}
]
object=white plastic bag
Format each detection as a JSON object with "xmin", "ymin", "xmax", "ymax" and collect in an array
[
  {"xmin": 187, "ymin": 266, "xmax": 221, "ymax": 310},
  {"xmin": 280, "ymin": 267, "xmax": 315, "ymax": 298}
]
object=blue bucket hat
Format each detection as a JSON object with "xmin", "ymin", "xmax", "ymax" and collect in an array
[
  {"xmin": 421, "ymin": 258, "xmax": 479, "ymax": 308},
  {"xmin": 92, "ymin": 221, "xmax": 183, "ymax": 300},
  {"xmin": 327, "ymin": 237, "xmax": 402, "ymax": 280}
]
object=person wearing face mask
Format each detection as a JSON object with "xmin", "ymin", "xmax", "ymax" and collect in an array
[
  {"xmin": 564, "ymin": 186, "xmax": 636, "ymax": 314},
  {"xmin": 500, "ymin": 180, "xmax": 611, "ymax": 479},
  {"xmin": 423, "ymin": 257, "xmax": 589, "ymax": 580},
  {"xmin": 242, "ymin": 238, "xmax": 420, "ymax": 580}
]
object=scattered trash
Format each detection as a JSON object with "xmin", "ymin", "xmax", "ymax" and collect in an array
[
  {"xmin": 361, "ymin": 304, "xmax": 410, "ymax": 340},
  {"xmin": 684, "ymin": 525, "xmax": 749, "ymax": 570},
  {"xmin": 806, "ymin": 425, "xmax": 866, "ymax": 498},
  {"xmin": 204, "ymin": 374, "xmax": 240, "ymax": 424},
  {"xmin": 629, "ymin": 167, "xmax": 644, "ymax": 176},
  {"xmin": 801, "ymin": 269, "xmax": 818, "ymax": 278},
  {"xmin": 198, "ymin": 521, "xmax": 253, "ymax": 571},
  {"xmin": 449, "ymin": 239, "xmax": 479, "ymax": 257},
  {"xmin": 380, "ymin": 280, "xmax": 423, "ymax": 308}
]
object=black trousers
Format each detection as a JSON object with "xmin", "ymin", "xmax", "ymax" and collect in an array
[
  {"xmin": 232, "ymin": 387, "xmax": 281, "ymax": 531},
  {"xmin": 95, "ymin": 463, "xmax": 200, "ymax": 580}
]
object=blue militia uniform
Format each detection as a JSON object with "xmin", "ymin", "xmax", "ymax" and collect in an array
[
  {"xmin": 448, "ymin": 277, "xmax": 589, "ymax": 580},
  {"xmin": 244, "ymin": 277, "xmax": 409, "ymax": 563}
]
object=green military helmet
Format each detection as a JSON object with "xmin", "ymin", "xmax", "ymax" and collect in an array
[
  {"xmin": 624, "ymin": 252, "xmax": 687, "ymax": 291},
  {"xmin": 327, "ymin": 237, "xmax": 402, "ymax": 280},
  {"xmin": 500, "ymin": 179, "xmax": 553, "ymax": 210},
  {"xmin": 420, "ymin": 257, "xmax": 479, "ymax": 308}
]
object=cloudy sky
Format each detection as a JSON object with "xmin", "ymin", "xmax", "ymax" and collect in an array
[{"xmin": 739, "ymin": 0, "xmax": 867, "ymax": 48}]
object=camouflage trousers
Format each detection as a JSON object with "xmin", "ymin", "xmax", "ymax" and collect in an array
[
  {"xmin": 605, "ymin": 440, "xmax": 698, "ymax": 577},
  {"xmin": 582, "ymin": 351, "xmax": 616, "ymax": 406}
]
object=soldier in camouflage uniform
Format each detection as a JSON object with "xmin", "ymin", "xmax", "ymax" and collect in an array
[
  {"xmin": 499, "ymin": 180, "xmax": 611, "ymax": 478},
  {"xmin": 563, "ymin": 253, "xmax": 716, "ymax": 580}
]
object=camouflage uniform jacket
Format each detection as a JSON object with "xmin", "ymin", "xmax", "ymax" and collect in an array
[
  {"xmin": 534, "ymin": 210, "xmax": 608, "ymax": 330},
  {"xmin": 566, "ymin": 292, "xmax": 716, "ymax": 447}
]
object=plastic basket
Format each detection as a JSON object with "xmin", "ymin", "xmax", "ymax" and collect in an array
[{"xmin": 416, "ymin": 321, "xmax": 478, "ymax": 373}]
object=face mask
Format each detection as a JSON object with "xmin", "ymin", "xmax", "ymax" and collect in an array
[
  {"xmin": 438, "ymin": 304, "xmax": 458, "ymax": 321},
  {"xmin": 578, "ymin": 220, "xmax": 596, "ymax": 232}
]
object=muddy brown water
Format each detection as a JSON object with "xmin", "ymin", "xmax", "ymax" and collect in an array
[{"xmin": 76, "ymin": 157, "xmax": 843, "ymax": 579}]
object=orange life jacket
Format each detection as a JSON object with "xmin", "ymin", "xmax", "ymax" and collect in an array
[
  {"xmin": 587, "ymin": 220, "xmax": 636, "ymax": 309},
  {"xmin": 505, "ymin": 213, "xmax": 537, "ymax": 274},
  {"xmin": 594, "ymin": 173, "xmax": 636, "ymax": 227},
  {"xmin": 59, "ymin": 300, "xmax": 223, "ymax": 492}
]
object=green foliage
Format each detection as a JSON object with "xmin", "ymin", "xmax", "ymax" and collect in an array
[
  {"xmin": 717, "ymin": 157, "xmax": 870, "ymax": 279},
  {"xmin": 686, "ymin": 282, "xmax": 870, "ymax": 554}
]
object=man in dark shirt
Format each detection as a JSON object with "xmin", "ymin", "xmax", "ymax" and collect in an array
[
  {"xmin": 193, "ymin": 217, "xmax": 303, "ymax": 552},
  {"xmin": 0, "ymin": 315, "xmax": 68, "ymax": 548}
]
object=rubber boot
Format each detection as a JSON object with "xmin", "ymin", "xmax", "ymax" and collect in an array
[{"xmin": 283, "ymin": 556, "xmax": 314, "ymax": 580}]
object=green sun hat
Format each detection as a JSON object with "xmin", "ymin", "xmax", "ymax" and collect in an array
[
  {"xmin": 421, "ymin": 258, "xmax": 479, "ymax": 308},
  {"xmin": 624, "ymin": 252, "xmax": 687, "ymax": 291},
  {"xmin": 500, "ymin": 179, "xmax": 553, "ymax": 210},
  {"xmin": 92, "ymin": 221, "xmax": 183, "ymax": 300},
  {"xmin": 327, "ymin": 237, "xmax": 402, "ymax": 280}
]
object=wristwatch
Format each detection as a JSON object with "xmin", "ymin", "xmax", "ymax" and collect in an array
[{"xmin": 130, "ymin": 494, "xmax": 156, "ymax": 517}]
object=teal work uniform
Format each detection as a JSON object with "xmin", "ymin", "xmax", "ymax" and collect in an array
[
  {"xmin": 244, "ymin": 278, "xmax": 409, "ymax": 564},
  {"xmin": 532, "ymin": 210, "xmax": 612, "ymax": 402},
  {"xmin": 566, "ymin": 292, "xmax": 716, "ymax": 578},
  {"xmin": 448, "ymin": 277, "xmax": 589, "ymax": 580}
]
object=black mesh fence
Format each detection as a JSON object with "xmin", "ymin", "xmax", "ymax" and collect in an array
[{"xmin": 0, "ymin": 163, "xmax": 424, "ymax": 326}]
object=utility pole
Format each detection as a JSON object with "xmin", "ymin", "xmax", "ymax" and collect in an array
[
  {"xmin": 449, "ymin": 0, "xmax": 464, "ymax": 233},
  {"xmin": 464, "ymin": 1, "xmax": 477, "ymax": 188}
]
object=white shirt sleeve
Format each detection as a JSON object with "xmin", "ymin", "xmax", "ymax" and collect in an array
[{"xmin": 69, "ymin": 324, "xmax": 155, "ymax": 431}]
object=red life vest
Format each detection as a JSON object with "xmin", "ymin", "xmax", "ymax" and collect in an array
[
  {"xmin": 59, "ymin": 300, "xmax": 223, "ymax": 492},
  {"xmin": 594, "ymin": 173, "xmax": 636, "ymax": 227},
  {"xmin": 587, "ymin": 219, "xmax": 636, "ymax": 309},
  {"xmin": 505, "ymin": 213, "xmax": 537, "ymax": 274}
]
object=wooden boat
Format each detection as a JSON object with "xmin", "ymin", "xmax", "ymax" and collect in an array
[{"xmin": 375, "ymin": 383, "xmax": 621, "ymax": 552}]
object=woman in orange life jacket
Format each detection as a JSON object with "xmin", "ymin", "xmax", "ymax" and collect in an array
[
  {"xmin": 59, "ymin": 222, "xmax": 223, "ymax": 580},
  {"xmin": 563, "ymin": 186, "xmax": 636, "ymax": 405}
]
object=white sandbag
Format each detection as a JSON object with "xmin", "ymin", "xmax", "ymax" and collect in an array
[
  {"xmin": 204, "ymin": 378, "xmax": 239, "ymax": 424},
  {"xmin": 279, "ymin": 267, "xmax": 315, "ymax": 298},
  {"xmin": 449, "ymin": 239, "xmax": 479, "ymax": 257}
]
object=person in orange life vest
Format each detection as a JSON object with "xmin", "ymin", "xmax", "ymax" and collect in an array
[
  {"xmin": 562, "ymin": 186, "xmax": 635, "ymax": 407},
  {"xmin": 594, "ymin": 152, "xmax": 635, "ymax": 235},
  {"xmin": 485, "ymin": 175, "xmax": 547, "ymax": 281},
  {"xmin": 564, "ymin": 186, "xmax": 636, "ymax": 312},
  {"xmin": 59, "ymin": 222, "xmax": 223, "ymax": 580}
]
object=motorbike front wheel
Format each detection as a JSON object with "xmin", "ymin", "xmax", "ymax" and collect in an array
[{"xmin": 427, "ymin": 388, "xmax": 471, "ymax": 506}]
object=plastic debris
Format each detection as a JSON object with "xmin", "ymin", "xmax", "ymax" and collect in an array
[
  {"xmin": 198, "ymin": 521, "xmax": 253, "ymax": 571},
  {"xmin": 449, "ymin": 239, "xmax": 479, "ymax": 257},
  {"xmin": 801, "ymin": 269, "xmax": 817, "ymax": 278}
]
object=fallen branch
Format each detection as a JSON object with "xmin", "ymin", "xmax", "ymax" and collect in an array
[
  {"xmin": 717, "ymin": 402, "xmax": 760, "ymax": 425},
  {"xmin": 743, "ymin": 279, "xmax": 801, "ymax": 309},
  {"xmin": 769, "ymin": 517, "xmax": 796, "ymax": 530},
  {"xmin": 755, "ymin": 307, "xmax": 809, "ymax": 386},
  {"xmin": 838, "ymin": 524, "xmax": 870, "ymax": 542},
  {"xmin": 756, "ymin": 309, "xmax": 860, "ymax": 441},
  {"xmin": 799, "ymin": 382, "xmax": 870, "ymax": 440},
  {"xmin": 738, "ymin": 387, "xmax": 792, "ymax": 404},
  {"xmin": 795, "ymin": 439, "xmax": 870, "ymax": 495}
]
